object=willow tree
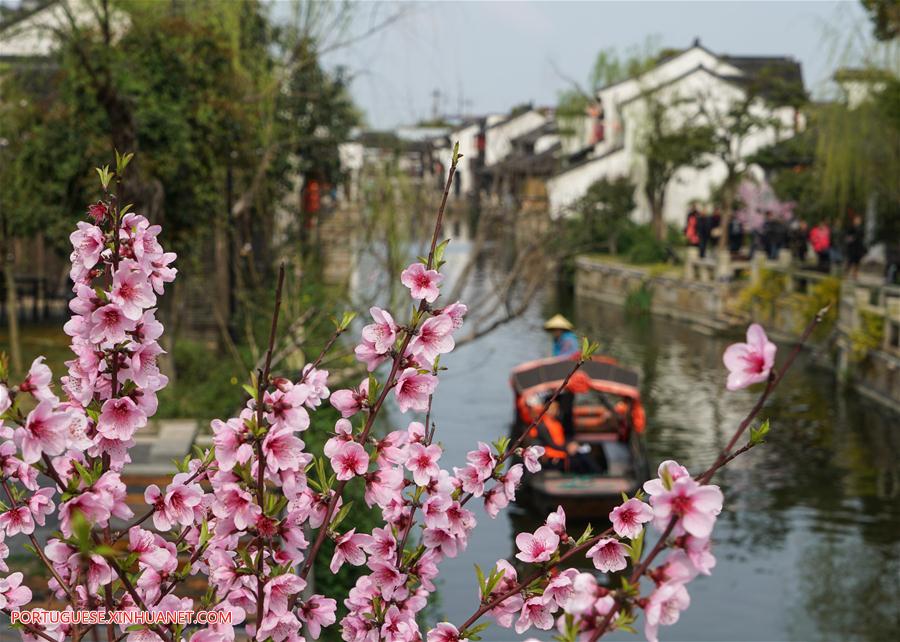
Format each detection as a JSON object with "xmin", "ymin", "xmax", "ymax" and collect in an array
[{"xmin": 815, "ymin": 3, "xmax": 899, "ymax": 240}]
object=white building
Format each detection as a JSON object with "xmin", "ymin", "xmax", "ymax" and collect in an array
[{"xmin": 547, "ymin": 40, "xmax": 805, "ymax": 224}]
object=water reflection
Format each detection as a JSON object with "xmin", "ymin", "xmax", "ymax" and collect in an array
[{"xmin": 429, "ymin": 288, "xmax": 900, "ymax": 641}]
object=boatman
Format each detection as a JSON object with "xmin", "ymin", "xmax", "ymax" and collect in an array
[
  {"xmin": 544, "ymin": 314, "xmax": 579, "ymax": 357},
  {"xmin": 529, "ymin": 400, "xmax": 603, "ymax": 474}
]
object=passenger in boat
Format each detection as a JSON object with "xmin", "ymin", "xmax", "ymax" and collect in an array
[
  {"xmin": 544, "ymin": 314, "xmax": 579, "ymax": 357},
  {"xmin": 530, "ymin": 401, "xmax": 605, "ymax": 475}
]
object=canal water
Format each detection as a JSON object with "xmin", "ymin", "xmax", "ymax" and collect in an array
[{"xmin": 428, "ymin": 247, "xmax": 900, "ymax": 641}]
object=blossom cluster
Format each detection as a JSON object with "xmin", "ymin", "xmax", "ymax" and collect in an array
[
  {"xmin": 454, "ymin": 460, "xmax": 722, "ymax": 642},
  {"xmin": 0, "ymin": 157, "xmax": 784, "ymax": 642}
]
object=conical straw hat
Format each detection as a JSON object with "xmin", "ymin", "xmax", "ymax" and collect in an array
[{"xmin": 543, "ymin": 314, "xmax": 574, "ymax": 331}]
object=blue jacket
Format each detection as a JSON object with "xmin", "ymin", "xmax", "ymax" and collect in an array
[{"xmin": 552, "ymin": 330, "xmax": 579, "ymax": 357}]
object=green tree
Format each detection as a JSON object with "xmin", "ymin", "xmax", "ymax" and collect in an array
[
  {"xmin": 571, "ymin": 176, "xmax": 637, "ymax": 255},
  {"xmin": 861, "ymin": 0, "xmax": 900, "ymax": 41},
  {"xmin": 636, "ymin": 96, "xmax": 714, "ymax": 241}
]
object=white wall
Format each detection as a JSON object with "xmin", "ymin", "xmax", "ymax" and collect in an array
[
  {"xmin": 0, "ymin": 0, "xmax": 128, "ymax": 57},
  {"xmin": 549, "ymin": 64, "xmax": 799, "ymax": 225}
]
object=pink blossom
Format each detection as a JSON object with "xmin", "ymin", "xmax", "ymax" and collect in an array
[
  {"xmin": 586, "ymin": 537, "xmax": 628, "ymax": 572},
  {"xmin": 211, "ymin": 418, "xmax": 253, "ymax": 471},
  {"xmin": 515, "ymin": 525, "xmax": 559, "ymax": 564},
  {"xmin": 368, "ymin": 559, "xmax": 406, "ymax": 599},
  {"xmin": 212, "ymin": 483, "xmax": 260, "ymax": 531},
  {"xmin": 394, "ymin": 368, "xmax": 437, "ymax": 413},
  {"xmin": 609, "ymin": 497, "xmax": 653, "ymax": 539},
  {"xmin": 400, "ymin": 262, "xmax": 444, "ymax": 303},
  {"xmin": 148, "ymin": 251, "xmax": 178, "ymax": 295},
  {"xmin": 110, "ymin": 259, "xmax": 156, "ymax": 320},
  {"xmin": 330, "ymin": 529, "xmax": 370, "ymax": 573},
  {"xmin": 427, "ymin": 623, "xmax": 461, "ymax": 642},
  {"xmin": 145, "ymin": 473, "xmax": 203, "ymax": 531},
  {"xmin": 20, "ymin": 356, "xmax": 55, "ymax": 402},
  {"xmin": 97, "ymin": 397, "xmax": 147, "ymax": 441},
  {"xmin": 263, "ymin": 426, "xmax": 306, "ymax": 473},
  {"xmin": 643, "ymin": 460, "xmax": 691, "ymax": 497},
  {"xmin": 522, "ymin": 445, "xmax": 544, "ymax": 473},
  {"xmin": 0, "ymin": 572, "xmax": 32, "ymax": 610},
  {"xmin": 330, "ymin": 379, "xmax": 369, "ymax": 418},
  {"xmin": 299, "ymin": 595, "xmax": 336, "ymax": 639},
  {"xmin": 0, "ymin": 385, "xmax": 9, "ymax": 414},
  {"xmin": 541, "ymin": 568, "xmax": 578, "ymax": 608},
  {"xmin": 454, "ymin": 464, "xmax": 485, "ymax": 497},
  {"xmin": 87, "ymin": 201, "xmax": 108, "ymax": 223},
  {"xmin": 69, "ymin": 222, "xmax": 104, "ymax": 275},
  {"xmin": 264, "ymin": 573, "xmax": 306, "ymax": 615},
  {"xmin": 85, "ymin": 554, "xmax": 112, "ymax": 594},
  {"xmin": 515, "ymin": 596, "xmax": 554, "ymax": 633},
  {"xmin": 363, "ymin": 527, "xmax": 397, "ymax": 559},
  {"xmin": 256, "ymin": 611, "xmax": 303, "ymax": 642},
  {"xmin": 89, "ymin": 303, "xmax": 136, "ymax": 344},
  {"xmin": 301, "ymin": 365, "xmax": 330, "ymax": 408},
  {"xmin": 0, "ymin": 506, "xmax": 34, "ymax": 537},
  {"xmin": 266, "ymin": 384, "xmax": 311, "ymax": 432},
  {"xmin": 362, "ymin": 307, "xmax": 398, "ymax": 354},
  {"xmin": 644, "ymin": 582, "xmax": 691, "ymax": 642},
  {"xmin": 58, "ymin": 491, "xmax": 112, "ymax": 537},
  {"xmin": 465, "ymin": 442, "xmax": 496, "ymax": 480},
  {"xmin": 649, "ymin": 476, "xmax": 723, "ymax": 538},
  {"xmin": 409, "ymin": 314, "xmax": 454, "ymax": 366},
  {"xmin": 27, "ymin": 488, "xmax": 56, "ymax": 526},
  {"xmin": 406, "ymin": 443, "xmax": 442, "ymax": 486},
  {"xmin": 323, "ymin": 418, "xmax": 353, "ymax": 459},
  {"xmin": 439, "ymin": 301, "xmax": 467, "ymax": 330},
  {"xmin": 330, "ymin": 441, "xmax": 369, "ymax": 481},
  {"xmin": 545, "ymin": 506, "xmax": 567, "ymax": 537},
  {"xmin": 354, "ymin": 340, "xmax": 387, "ymax": 372},
  {"xmin": 16, "ymin": 401, "xmax": 69, "ymax": 463},
  {"xmin": 723, "ymin": 323, "xmax": 776, "ymax": 390},
  {"xmin": 483, "ymin": 484, "xmax": 509, "ymax": 518},
  {"xmin": 501, "ymin": 464, "xmax": 523, "ymax": 500},
  {"xmin": 682, "ymin": 535, "xmax": 717, "ymax": 575}
]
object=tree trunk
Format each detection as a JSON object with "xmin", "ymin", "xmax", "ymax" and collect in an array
[
  {"xmin": 718, "ymin": 180, "xmax": 735, "ymax": 253},
  {"xmin": 651, "ymin": 203, "xmax": 665, "ymax": 242},
  {"xmin": 2, "ymin": 240, "xmax": 22, "ymax": 375}
]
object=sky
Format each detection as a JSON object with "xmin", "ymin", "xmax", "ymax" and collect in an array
[{"xmin": 309, "ymin": 0, "xmax": 873, "ymax": 129}]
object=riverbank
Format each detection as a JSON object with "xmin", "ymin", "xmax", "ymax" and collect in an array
[{"xmin": 575, "ymin": 254, "xmax": 900, "ymax": 413}]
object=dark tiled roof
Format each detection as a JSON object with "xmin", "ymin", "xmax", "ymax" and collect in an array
[
  {"xmin": 511, "ymin": 120, "xmax": 558, "ymax": 147},
  {"xmin": 481, "ymin": 141, "xmax": 561, "ymax": 176},
  {"xmin": 721, "ymin": 55, "xmax": 805, "ymax": 102}
]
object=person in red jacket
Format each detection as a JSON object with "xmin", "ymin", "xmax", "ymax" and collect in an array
[{"xmin": 809, "ymin": 221, "xmax": 831, "ymax": 272}]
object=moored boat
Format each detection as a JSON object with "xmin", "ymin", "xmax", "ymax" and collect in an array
[{"xmin": 509, "ymin": 355, "xmax": 650, "ymax": 519}]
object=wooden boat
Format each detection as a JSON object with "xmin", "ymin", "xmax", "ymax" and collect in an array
[{"xmin": 509, "ymin": 355, "xmax": 650, "ymax": 519}]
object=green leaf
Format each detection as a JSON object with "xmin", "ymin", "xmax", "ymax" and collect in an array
[
  {"xmin": 242, "ymin": 383, "xmax": 258, "ymax": 401},
  {"xmin": 70, "ymin": 509, "xmax": 92, "ymax": 552},
  {"xmin": 484, "ymin": 567, "xmax": 506, "ymax": 596},
  {"xmin": 474, "ymin": 563, "xmax": 486, "ymax": 595},
  {"xmin": 451, "ymin": 141, "xmax": 461, "ymax": 165},
  {"xmin": 331, "ymin": 501, "xmax": 354, "ymax": 531},
  {"xmin": 367, "ymin": 373, "xmax": 380, "ymax": 405},
  {"xmin": 749, "ymin": 419, "xmax": 771, "ymax": 446},
  {"xmin": 629, "ymin": 527, "xmax": 645, "ymax": 562},
  {"xmin": 433, "ymin": 238, "xmax": 451, "ymax": 267},
  {"xmin": 339, "ymin": 311, "xmax": 356, "ymax": 331},
  {"xmin": 574, "ymin": 523, "xmax": 594, "ymax": 546},
  {"xmin": 115, "ymin": 150, "xmax": 134, "ymax": 175},
  {"xmin": 461, "ymin": 622, "xmax": 490, "ymax": 640}
]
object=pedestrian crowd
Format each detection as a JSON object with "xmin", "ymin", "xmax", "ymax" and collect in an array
[{"xmin": 683, "ymin": 202, "xmax": 870, "ymax": 279}]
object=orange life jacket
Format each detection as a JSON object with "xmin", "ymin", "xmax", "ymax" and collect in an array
[{"xmin": 528, "ymin": 414, "xmax": 568, "ymax": 462}]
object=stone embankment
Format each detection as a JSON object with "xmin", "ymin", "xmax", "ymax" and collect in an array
[{"xmin": 575, "ymin": 252, "xmax": 900, "ymax": 412}]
